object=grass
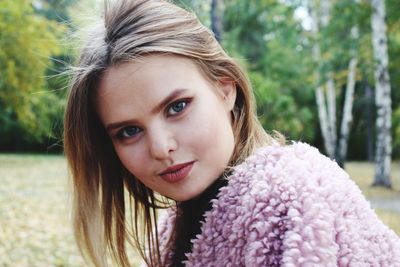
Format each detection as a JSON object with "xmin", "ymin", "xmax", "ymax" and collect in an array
[
  {"xmin": 0, "ymin": 154, "xmax": 85, "ymax": 267},
  {"xmin": 345, "ymin": 161, "xmax": 400, "ymax": 236},
  {"xmin": 375, "ymin": 209, "xmax": 400, "ymax": 236},
  {"xmin": 0, "ymin": 155, "xmax": 399, "ymax": 266},
  {"xmin": 0, "ymin": 154, "xmax": 142, "ymax": 267},
  {"xmin": 345, "ymin": 161, "xmax": 400, "ymax": 199}
]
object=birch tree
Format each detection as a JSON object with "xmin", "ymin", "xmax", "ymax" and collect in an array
[
  {"xmin": 310, "ymin": 0, "xmax": 336, "ymax": 159},
  {"xmin": 310, "ymin": 0, "xmax": 360, "ymax": 166},
  {"xmin": 370, "ymin": 0, "xmax": 392, "ymax": 187},
  {"xmin": 321, "ymin": 0, "xmax": 337, "ymax": 159},
  {"xmin": 336, "ymin": 5, "xmax": 360, "ymax": 166},
  {"xmin": 310, "ymin": 0, "xmax": 340, "ymax": 160}
]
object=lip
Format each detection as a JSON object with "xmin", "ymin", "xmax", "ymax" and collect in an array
[{"xmin": 159, "ymin": 161, "xmax": 195, "ymax": 183}]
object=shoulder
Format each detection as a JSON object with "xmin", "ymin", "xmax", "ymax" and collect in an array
[
  {"xmin": 225, "ymin": 142, "xmax": 400, "ymax": 266},
  {"xmin": 229, "ymin": 141, "xmax": 354, "ymax": 221},
  {"xmin": 182, "ymin": 142, "xmax": 400, "ymax": 266},
  {"xmin": 230, "ymin": 141, "xmax": 371, "ymax": 228},
  {"xmin": 232, "ymin": 142, "xmax": 351, "ymax": 196},
  {"xmin": 195, "ymin": 142, "xmax": 348, "ymax": 265}
]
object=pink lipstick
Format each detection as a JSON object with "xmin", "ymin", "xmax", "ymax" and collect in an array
[{"xmin": 159, "ymin": 161, "xmax": 195, "ymax": 183}]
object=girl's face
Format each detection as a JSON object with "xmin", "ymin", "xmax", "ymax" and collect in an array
[{"xmin": 96, "ymin": 55, "xmax": 236, "ymax": 201}]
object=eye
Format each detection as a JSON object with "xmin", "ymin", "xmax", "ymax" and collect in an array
[
  {"xmin": 117, "ymin": 126, "xmax": 142, "ymax": 140},
  {"xmin": 167, "ymin": 100, "xmax": 189, "ymax": 116}
]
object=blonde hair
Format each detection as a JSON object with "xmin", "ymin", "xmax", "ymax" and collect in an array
[{"xmin": 64, "ymin": 0, "xmax": 276, "ymax": 266}]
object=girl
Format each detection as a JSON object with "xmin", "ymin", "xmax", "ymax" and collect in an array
[{"xmin": 64, "ymin": 0, "xmax": 400, "ymax": 266}]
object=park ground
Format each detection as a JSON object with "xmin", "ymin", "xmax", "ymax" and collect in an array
[{"xmin": 0, "ymin": 154, "xmax": 399, "ymax": 266}]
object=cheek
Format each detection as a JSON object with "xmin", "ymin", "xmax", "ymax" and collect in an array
[
  {"xmin": 115, "ymin": 145, "xmax": 147, "ymax": 177},
  {"xmin": 184, "ymin": 104, "xmax": 233, "ymax": 155},
  {"xmin": 183, "ymin": 108, "xmax": 214, "ymax": 140}
]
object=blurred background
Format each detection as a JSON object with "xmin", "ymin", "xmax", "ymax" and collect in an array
[{"xmin": 0, "ymin": 0, "xmax": 399, "ymax": 266}]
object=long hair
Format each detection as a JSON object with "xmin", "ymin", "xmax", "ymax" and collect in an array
[{"xmin": 64, "ymin": 0, "xmax": 276, "ymax": 266}]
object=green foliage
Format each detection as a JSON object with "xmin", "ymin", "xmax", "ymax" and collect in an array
[
  {"xmin": 223, "ymin": 0, "xmax": 316, "ymax": 141},
  {"xmin": 220, "ymin": 0, "xmax": 400, "ymax": 159},
  {"xmin": 324, "ymin": 0, "xmax": 400, "ymax": 161},
  {"xmin": 251, "ymin": 71, "xmax": 314, "ymax": 140},
  {"xmin": 1, "ymin": 0, "xmax": 399, "ymax": 158},
  {"xmin": 0, "ymin": 0, "xmax": 66, "ymax": 150}
]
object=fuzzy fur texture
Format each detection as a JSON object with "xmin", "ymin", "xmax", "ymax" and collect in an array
[{"xmin": 154, "ymin": 143, "xmax": 400, "ymax": 266}]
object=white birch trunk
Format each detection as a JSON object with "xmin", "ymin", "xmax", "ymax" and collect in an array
[
  {"xmin": 327, "ymin": 76, "xmax": 337, "ymax": 149},
  {"xmin": 316, "ymin": 85, "xmax": 335, "ymax": 157},
  {"xmin": 338, "ymin": 57, "xmax": 358, "ymax": 164},
  {"xmin": 320, "ymin": 0, "xmax": 337, "ymax": 155},
  {"xmin": 337, "ymin": 25, "xmax": 359, "ymax": 166},
  {"xmin": 371, "ymin": 0, "xmax": 392, "ymax": 187},
  {"xmin": 311, "ymin": 1, "xmax": 335, "ymax": 158},
  {"xmin": 320, "ymin": 0, "xmax": 337, "ymax": 157}
]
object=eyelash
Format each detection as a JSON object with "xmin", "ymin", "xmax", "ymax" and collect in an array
[
  {"xmin": 116, "ymin": 125, "xmax": 142, "ymax": 140},
  {"xmin": 115, "ymin": 98, "xmax": 191, "ymax": 141},
  {"xmin": 166, "ymin": 98, "xmax": 191, "ymax": 116}
]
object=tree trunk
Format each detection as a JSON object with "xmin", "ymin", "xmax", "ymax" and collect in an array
[
  {"xmin": 337, "ymin": 57, "xmax": 358, "ymax": 167},
  {"xmin": 320, "ymin": 0, "xmax": 337, "ymax": 158},
  {"xmin": 336, "ymin": 25, "xmax": 359, "ymax": 167},
  {"xmin": 370, "ymin": 0, "xmax": 392, "ymax": 187},
  {"xmin": 327, "ymin": 76, "xmax": 337, "ymax": 151},
  {"xmin": 311, "ymin": 1, "xmax": 335, "ymax": 159},
  {"xmin": 210, "ymin": 0, "xmax": 222, "ymax": 43},
  {"xmin": 316, "ymin": 85, "xmax": 335, "ymax": 158}
]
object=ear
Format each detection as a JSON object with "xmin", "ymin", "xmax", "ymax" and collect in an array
[{"xmin": 218, "ymin": 79, "xmax": 237, "ymax": 112}]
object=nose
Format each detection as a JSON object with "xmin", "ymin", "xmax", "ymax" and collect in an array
[{"xmin": 147, "ymin": 125, "xmax": 177, "ymax": 160}]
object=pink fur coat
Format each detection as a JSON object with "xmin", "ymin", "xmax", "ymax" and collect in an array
[{"xmin": 155, "ymin": 143, "xmax": 400, "ymax": 266}]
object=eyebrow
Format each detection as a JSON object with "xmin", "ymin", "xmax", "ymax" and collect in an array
[
  {"xmin": 105, "ymin": 88, "xmax": 189, "ymax": 133},
  {"xmin": 151, "ymin": 88, "xmax": 188, "ymax": 114}
]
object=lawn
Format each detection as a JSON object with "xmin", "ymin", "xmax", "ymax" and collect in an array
[
  {"xmin": 345, "ymin": 161, "xmax": 400, "ymax": 236},
  {"xmin": 0, "ymin": 154, "xmax": 142, "ymax": 267},
  {"xmin": 346, "ymin": 161, "xmax": 400, "ymax": 199},
  {"xmin": 0, "ymin": 154, "xmax": 399, "ymax": 266},
  {"xmin": 0, "ymin": 154, "xmax": 85, "ymax": 266}
]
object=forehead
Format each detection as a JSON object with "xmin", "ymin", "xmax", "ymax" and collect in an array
[
  {"xmin": 95, "ymin": 54, "xmax": 214, "ymax": 122},
  {"xmin": 98, "ymin": 55, "xmax": 212, "ymax": 98}
]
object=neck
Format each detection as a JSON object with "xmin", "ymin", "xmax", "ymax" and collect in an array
[{"xmin": 171, "ymin": 177, "xmax": 228, "ymax": 266}]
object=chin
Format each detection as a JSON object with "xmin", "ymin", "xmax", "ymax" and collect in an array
[
  {"xmin": 172, "ymin": 189, "xmax": 202, "ymax": 202},
  {"xmin": 172, "ymin": 194, "xmax": 195, "ymax": 202}
]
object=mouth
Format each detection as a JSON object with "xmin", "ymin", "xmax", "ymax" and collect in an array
[{"xmin": 159, "ymin": 161, "xmax": 195, "ymax": 183}]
